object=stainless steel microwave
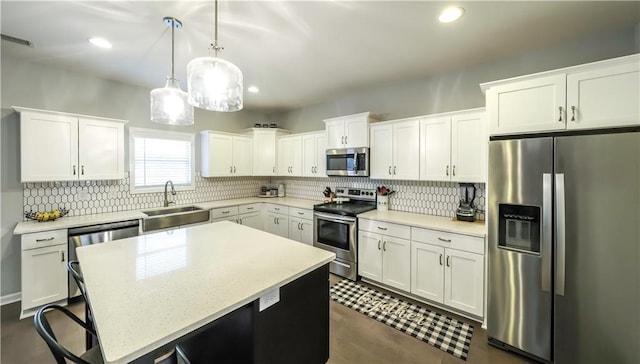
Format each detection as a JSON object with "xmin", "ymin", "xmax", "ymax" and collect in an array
[{"xmin": 325, "ymin": 147, "xmax": 369, "ymax": 177}]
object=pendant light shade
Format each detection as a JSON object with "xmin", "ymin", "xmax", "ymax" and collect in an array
[
  {"xmin": 187, "ymin": 0, "xmax": 243, "ymax": 112},
  {"xmin": 151, "ymin": 17, "xmax": 194, "ymax": 125}
]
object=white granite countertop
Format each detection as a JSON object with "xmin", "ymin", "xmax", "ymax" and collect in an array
[
  {"xmin": 13, "ymin": 197, "xmax": 321, "ymax": 235},
  {"xmin": 358, "ymin": 210, "xmax": 486, "ymax": 237},
  {"xmin": 77, "ymin": 221, "xmax": 335, "ymax": 364}
]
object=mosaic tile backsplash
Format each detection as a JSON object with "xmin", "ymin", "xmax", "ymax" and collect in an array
[{"xmin": 23, "ymin": 176, "xmax": 485, "ymax": 221}]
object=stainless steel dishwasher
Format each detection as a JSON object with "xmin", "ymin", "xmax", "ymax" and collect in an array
[{"xmin": 68, "ymin": 220, "xmax": 140, "ymax": 298}]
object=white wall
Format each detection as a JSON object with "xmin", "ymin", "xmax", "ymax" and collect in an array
[{"xmin": 273, "ymin": 25, "xmax": 639, "ymax": 133}]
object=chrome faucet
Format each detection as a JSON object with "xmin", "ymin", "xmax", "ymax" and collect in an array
[{"xmin": 164, "ymin": 180, "xmax": 176, "ymax": 207}]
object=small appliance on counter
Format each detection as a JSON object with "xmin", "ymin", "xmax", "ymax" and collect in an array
[{"xmin": 456, "ymin": 183, "xmax": 476, "ymax": 222}]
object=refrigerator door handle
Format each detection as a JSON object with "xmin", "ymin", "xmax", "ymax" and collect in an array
[
  {"xmin": 542, "ymin": 173, "xmax": 552, "ymax": 293},
  {"xmin": 555, "ymin": 173, "xmax": 566, "ymax": 296}
]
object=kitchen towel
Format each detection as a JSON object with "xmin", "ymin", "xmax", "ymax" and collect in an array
[{"xmin": 330, "ymin": 279, "xmax": 474, "ymax": 361}]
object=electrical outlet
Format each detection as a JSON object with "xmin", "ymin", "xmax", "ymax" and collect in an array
[
  {"xmin": 77, "ymin": 187, "xmax": 89, "ymax": 201},
  {"xmin": 259, "ymin": 288, "xmax": 280, "ymax": 311},
  {"xmin": 108, "ymin": 185, "xmax": 117, "ymax": 198}
]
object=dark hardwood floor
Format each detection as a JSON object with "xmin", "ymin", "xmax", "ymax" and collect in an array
[{"xmin": 1, "ymin": 275, "xmax": 530, "ymax": 364}]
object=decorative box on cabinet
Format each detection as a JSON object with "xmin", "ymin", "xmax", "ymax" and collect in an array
[
  {"xmin": 411, "ymin": 227, "xmax": 484, "ymax": 317},
  {"xmin": 200, "ymin": 131, "xmax": 252, "ymax": 177},
  {"xmin": 482, "ymin": 54, "xmax": 640, "ymax": 135},
  {"xmin": 358, "ymin": 219, "xmax": 411, "ymax": 291},
  {"xmin": 21, "ymin": 229, "xmax": 68, "ymax": 318},
  {"xmin": 370, "ymin": 118, "xmax": 420, "ymax": 180},
  {"xmin": 324, "ymin": 112, "xmax": 380, "ymax": 149},
  {"xmin": 302, "ymin": 132, "xmax": 328, "ymax": 177},
  {"xmin": 15, "ymin": 107, "xmax": 126, "ymax": 182},
  {"xmin": 419, "ymin": 109, "xmax": 486, "ymax": 183},
  {"xmin": 244, "ymin": 128, "xmax": 290, "ymax": 176}
]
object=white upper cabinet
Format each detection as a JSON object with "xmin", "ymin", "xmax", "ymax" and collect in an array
[
  {"xmin": 278, "ymin": 135, "xmax": 302, "ymax": 176},
  {"xmin": 302, "ymin": 132, "xmax": 327, "ymax": 177},
  {"xmin": 246, "ymin": 128, "xmax": 290, "ymax": 176},
  {"xmin": 201, "ymin": 131, "xmax": 252, "ymax": 177},
  {"xmin": 16, "ymin": 107, "xmax": 126, "ymax": 182},
  {"xmin": 483, "ymin": 54, "xmax": 640, "ymax": 135},
  {"xmin": 324, "ymin": 112, "xmax": 379, "ymax": 149},
  {"xmin": 370, "ymin": 119, "xmax": 420, "ymax": 180},
  {"xmin": 420, "ymin": 109, "xmax": 486, "ymax": 183}
]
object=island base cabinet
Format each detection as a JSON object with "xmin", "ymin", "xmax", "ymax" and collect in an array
[{"xmin": 177, "ymin": 265, "xmax": 329, "ymax": 364}]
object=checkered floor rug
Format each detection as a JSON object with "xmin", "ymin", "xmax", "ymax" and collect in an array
[{"xmin": 330, "ymin": 279, "xmax": 474, "ymax": 361}]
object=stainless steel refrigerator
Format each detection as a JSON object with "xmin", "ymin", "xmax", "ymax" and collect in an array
[{"xmin": 487, "ymin": 130, "xmax": 639, "ymax": 363}]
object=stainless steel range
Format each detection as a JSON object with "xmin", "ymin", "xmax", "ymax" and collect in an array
[{"xmin": 313, "ymin": 187, "xmax": 376, "ymax": 280}]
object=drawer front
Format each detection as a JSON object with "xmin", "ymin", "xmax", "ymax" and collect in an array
[
  {"xmin": 211, "ymin": 206, "xmax": 239, "ymax": 220},
  {"xmin": 289, "ymin": 207, "xmax": 313, "ymax": 220},
  {"xmin": 359, "ymin": 219, "xmax": 410, "ymax": 240},
  {"xmin": 238, "ymin": 203, "xmax": 261, "ymax": 214},
  {"xmin": 411, "ymin": 227, "xmax": 484, "ymax": 255},
  {"xmin": 266, "ymin": 204, "xmax": 289, "ymax": 215},
  {"xmin": 21, "ymin": 229, "xmax": 67, "ymax": 250}
]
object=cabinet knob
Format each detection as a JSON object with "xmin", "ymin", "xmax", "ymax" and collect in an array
[
  {"xmin": 446, "ymin": 165, "xmax": 449, "ymax": 176},
  {"xmin": 345, "ymin": 136, "xmax": 348, "ymax": 145},
  {"xmin": 383, "ymin": 241, "xmax": 387, "ymax": 251},
  {"xmin": 81, "ymin": 165, "xmax": 84, "ymax": 175},
  {"xmin": 341, "ymin": 136, "xmax": 345, "ymax": 144},
  {"xmin": 73, "ymin": 165, "xmax": 76, "ymax": 175},
  {"xmin": 388, "ymin": 166, "xmax": 392, "ymax": 175},
  {"xmin": 452, "ymin": 165, "xmax": 455, "ymax": 176},
  {"xmin": 571, "ymin": 106, "xmax": 576, "ymax": 122},
  {"xmin": 377, "ymin": 240, "xmax": 381, "ymax": 250},
  {"xmin": 393, "ymin": 166, "xmax": 396, "ymax": 175},
  {"xmin": 446, "ymin": 255, "xmax": 450, "ymax": 267},
  {"xmin": 61, "ymin": 251, "xmax": 65, "ymax": 262},
  {"xmin": 439, "ymin": 254, "xmax": 443, "ymax": 266}
]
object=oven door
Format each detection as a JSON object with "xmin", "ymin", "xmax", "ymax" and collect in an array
[{"xmin": 313, "ymin": 212, "xmax": 357, "ymax": 262}]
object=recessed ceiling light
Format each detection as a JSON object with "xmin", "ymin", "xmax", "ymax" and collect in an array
[
  {"xmin": 248, "ymin": 86, "xmax": 260, "ymax": 93},
  {"xmin": 88, "ymin": 37, "xmax": 112, "ymax": 49},
  {"xmin": 439, "ymin": 7, "xmax": 464, "ymax": 23}
]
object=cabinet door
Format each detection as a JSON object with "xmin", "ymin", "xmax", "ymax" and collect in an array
[
  {"xmin": 252, "ymin": 131, "xmax": 277, "ymax": 176},
  {"xmin": 411, "ymin": 242, "xmax": 444, "ymax": 303},
  {"xmin": 566, "ymin": 61, "xmax": 640, "ymax": 130},
  {"xmin": 299, "ymin": 218, "xmax": 313, "ymax": 245},
  {"xmin": 344, "ymin": 116, "xmax": 368, "ymax": 147},
  {"xmin": 325, "ymin": 120, "xmax": 345, "ymax": 149},
  {"xmin": 315, "ymin": 134, "xmax": 328, "ymax": 176},
  {"xmin": 21, "ymin": 245, "xmax": 68, "ymax": 311},
  {"xmin": 382, "ymin": 236, "xmax": 411, "ymax": 291},
  {"xmin": 289, "ymin": 218, "xmax": 303, "ymax": 242},
  {"xmin": 232, "ymin": 136, "xmax": 253, "ymax": 176},
  {"xmin": 78, "ymin": 118, "xmax": 124, "ymax": 180},
  {"xmin": 487, "ymin": 74, "xmax": 566, "ymax": 135},
  {"xmin": 238, "ymin": 212, "xmax": 262, "ymax": 230},
  {"xmin": 370, "ymin": 124, "xmax": 393, "ymax": 179},
  {"xmin": 20, "ymin": 112, "xmax": 78, "ymax": 182},
  {"xmin": 420, "ymin": 116, "xmax": 451, "ymax": 181},
  {"xmin": 392, "ymin": 120, "xmax": 420, "ymax": 180},
  {"xmin": 302, "ymin": 134, "xmax": 316, "ymax": 177},
  {"xmin": 290, "ymin": 136, "xmax": 303, "ymax": 176},
  {"xmin": 266, "ymin": 212, "xmax": 289, "ymax": 238},
  {"xmin": 277, "ymin": 138, "xmax": 292, "ymax": 175},
  {"xmin": 450, "ymin": 112, "xmax": 486, "ymax": 183},
  {"xmin": 358, "ymin": 231, "xmax": 383, "ymax": 281},
  {"xmin": 202, "ymin": 133, "xmax": 233, "ymax": 177},
  {"xmin": 444, "ymin": 249, "xmax": 484, "ymax": 317}
]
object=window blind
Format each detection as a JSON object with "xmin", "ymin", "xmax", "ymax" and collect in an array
[{"xmin": 133, "ymin": 136, "xmax": 192, "ymax": 188}]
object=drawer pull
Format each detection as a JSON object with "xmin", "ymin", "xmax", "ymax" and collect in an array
[
  {"xmin": 36, "ymin": 237, "xmax": 55, "ymax": 242},
  {"xmin": 298, "ymin": 212, "xmax": 304, "ymax": 215},
  {"xmin": 438, "ymin": 237, "xmax": 451, "ymax": 243},
  {"xmin": 222, "ymin": 211, "xmax": 230, "ymax": 214},
  {"xmin": 275, "ymin": 207, "xmax": 280, "ymax": 211},
  {"xmin": 377, "ymin": 226, "xmax": 387, "ymax": 231},
  {"xmin": 246, "ymin": 207, "xmax": 254, "ymax": 210}
]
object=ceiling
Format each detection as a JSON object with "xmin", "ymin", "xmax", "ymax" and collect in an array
[{"xmin": 1, "ymin": 1, "xmax": 638, "ymax": 111}]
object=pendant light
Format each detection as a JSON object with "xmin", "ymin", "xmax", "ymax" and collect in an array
[
  {"xmin": 187, "ymin": 0, "xmax": 243, "ymax": 112},
  {"xmin": 150, "ymin": 17, "xmax": 194, "ymax": 125}
]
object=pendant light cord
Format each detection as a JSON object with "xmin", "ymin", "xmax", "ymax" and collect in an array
[
  {"xmin": 171, "ymin": 18, "xmax": 175, "ymax": 79},
  {"xmin": 212, "ymin": 0, "xmax": 223, "ymax": 57}
]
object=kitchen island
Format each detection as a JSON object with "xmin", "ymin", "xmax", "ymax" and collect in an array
[{"xmin": 76, "ymin": 221, "xmax": 335, "ymax": 364}]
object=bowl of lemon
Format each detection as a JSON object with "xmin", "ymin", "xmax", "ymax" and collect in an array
[{"xmin": 25, "ymin": 208, "xmax": 69, "ymax": 222}]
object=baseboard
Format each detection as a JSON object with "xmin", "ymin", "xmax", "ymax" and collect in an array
[{"xmin": 1, "ymin": 292, "xmax": 21, "ymax": 306}]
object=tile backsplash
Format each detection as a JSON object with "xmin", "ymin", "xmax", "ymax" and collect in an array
[{"xmin": 23, "ymin": 176, "xmax": 485, "ymax": 221}]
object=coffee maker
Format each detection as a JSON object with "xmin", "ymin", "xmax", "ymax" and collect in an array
[{"xmin": 456, "ymin": 183, "xmax": 476, "ymax": 222}]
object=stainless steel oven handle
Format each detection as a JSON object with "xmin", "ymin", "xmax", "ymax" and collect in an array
[
  {"xmin": 313, "ymin": 212, "xmax": 357, "ymax": 223},
  {"xmin": 333, "ymin": 260, "xmax": 351, "ymax": 269}
]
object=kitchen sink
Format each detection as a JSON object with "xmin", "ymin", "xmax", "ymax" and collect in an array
[{"xmin": 142, "ymin": 206, "xmax": 210, "ymax": 232}]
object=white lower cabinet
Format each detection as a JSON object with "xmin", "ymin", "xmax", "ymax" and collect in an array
[
  {"xmin": 264, "ymin": 204, "xmax": 289, "ymax": 238},
  {"xmin": 21, "ymin": 229, "xmax": 68, "ymax": 318},
  {"xmin": 288, "ymin": 208, "xmax": 313, "ymax": 245},
  {"xmin": 237, "ymin": 204, "xmax": 262, "ymax": 230},
  {"xmin": 358, "ymin": 219, "xmax": 411, "ymax": 291},
  {"xmin": 411, "ymin": 227, "xmax": 484, "ymax": 317}
]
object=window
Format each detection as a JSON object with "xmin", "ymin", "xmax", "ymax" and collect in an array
[{"xmin": 129, "ymin": 128, "xmax": 195, "ymax": 193}]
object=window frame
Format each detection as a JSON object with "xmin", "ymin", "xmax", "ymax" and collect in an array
[{"xmin": 128, "ymin": 127, "xmax": 196, "ymax": 194}]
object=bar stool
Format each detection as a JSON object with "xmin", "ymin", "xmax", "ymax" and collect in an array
[{"xmin": 68, "ymin": 261, "xmax": 96, "ymax": 350}]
